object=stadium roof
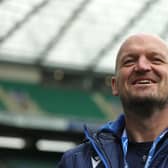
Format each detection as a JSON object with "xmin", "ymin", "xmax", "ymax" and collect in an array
[{"xmin": 0, "ymin": 0, "xmax": 168, "ymax": 74}]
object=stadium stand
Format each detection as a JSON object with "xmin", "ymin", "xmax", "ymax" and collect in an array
[
  {"xmin": 0, "ymin": 0, "xmax": 164, "ymax": 167},
  {"xmin": 0, "ymin": 80, "xmax": 122, "ymax": 122},
  {"xmin": 0, "ymin": 79, "xmax": 122, "ymax": 168}
]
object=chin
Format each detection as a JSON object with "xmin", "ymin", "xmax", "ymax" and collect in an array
[
  {"xmin": 130, "ymin": 90, "xmax": 157, "ymax": 98},
  {"xmin": 131, "ymin": 95, "xmax": 157, "ymax": 101}
]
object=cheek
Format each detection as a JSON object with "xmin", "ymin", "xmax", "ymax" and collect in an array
[
  {"xmin": 117, "ymin": 70, "xmax": 130, "ymax": 84},
  {"xmin": 160, "ymin": 73, "xmax": 168, "ymax": 88},
  {"xmin": 117, "ymin": 71, "xmax": 132, "ymax": 92}
]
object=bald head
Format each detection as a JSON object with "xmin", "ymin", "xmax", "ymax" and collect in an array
[{"xmin": 115, "ymin": 33, "xmax": 168, "ymax": 73}]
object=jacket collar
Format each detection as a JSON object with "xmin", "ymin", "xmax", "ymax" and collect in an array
[
  {"xmin": 98, "ymin": 114, "xmax": 125, "ymax": 138},
  {"xmin": 84, "ymin": 114, "xmax": 126, "ymax": 168}
]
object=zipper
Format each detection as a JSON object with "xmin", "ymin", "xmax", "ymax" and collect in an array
[
  {"xmin": 84, "ymin": 125, "xmax": 112, "ymax": 168},
  {"xmin": 148, "ymin": 135, "xmax": 168, "ymax": 167}
]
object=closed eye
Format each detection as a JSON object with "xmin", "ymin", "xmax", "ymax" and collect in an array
[
  {"xmin": 120, "ymin": 53, "xmax": 138, "ymax": 67},
  {"xmin": 148, "ymin": 52, "xmax": 167, "ymax": 65},
  {"xmin": 151, "ymin": 57, "xmax": 165, "ymax": 65},
  {"xmin": 122, "ymin": 59, "xmax": 135, "ymax": 66}
]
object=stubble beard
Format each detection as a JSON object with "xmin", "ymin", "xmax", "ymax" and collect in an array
[{"xmin": 120, "ymin": 94, "xmax": 168, "ymax": 119}]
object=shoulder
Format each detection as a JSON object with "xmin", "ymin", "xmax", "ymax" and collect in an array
[
  {"xmin": 63, "ymin": 141, "xmax": 91, "ymax": 159},
  {"xmin": 58, "ymin": 142, "xmax": 92, "ymax": 168}
]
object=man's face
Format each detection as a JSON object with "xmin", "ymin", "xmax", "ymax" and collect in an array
[{"xmin": 112, "ymin": 34, "xmax": 168, "ymax": 105}]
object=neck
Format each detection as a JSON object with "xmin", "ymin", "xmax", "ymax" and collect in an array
[{"xmin": 125, "ymin": 108, "xmax": 168, "ymax": 142}]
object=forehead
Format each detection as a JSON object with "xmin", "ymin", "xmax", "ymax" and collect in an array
[{"xmin": 117, "ymin": 34, "xmax": 168, "ymax": 59}]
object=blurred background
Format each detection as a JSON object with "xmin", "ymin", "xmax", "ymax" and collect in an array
[{"xmin": 0, "ymin": 0, "xmax": 168, "ymax": 167}]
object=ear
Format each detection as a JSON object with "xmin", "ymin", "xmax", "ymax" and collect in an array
[{"xmin": 111, "ymin": 76, "xmax": 119, "ymax": 96}]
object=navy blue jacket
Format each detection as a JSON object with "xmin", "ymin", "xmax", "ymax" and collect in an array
[{"xmin": 58, "ymin": 115, "xmax": 168, "ymax": 168}]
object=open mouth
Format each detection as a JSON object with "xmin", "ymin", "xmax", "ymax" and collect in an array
[{"xmin": 132, "ymin": 79, "xmax": 156, "ymax": 85}]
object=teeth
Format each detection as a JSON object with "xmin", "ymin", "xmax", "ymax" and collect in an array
[{"xmin": 136, "ymin": 80, "xmax": 151, "ymax": 84}]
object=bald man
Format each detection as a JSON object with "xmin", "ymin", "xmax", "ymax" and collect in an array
[{"xmin": 58, "ymin": 34, "xmax": 168, "ymax": 168}]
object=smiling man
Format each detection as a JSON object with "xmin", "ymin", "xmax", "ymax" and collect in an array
[
  {"xmin": 58, "ymin": 34, "xmax": 168, "ymax": 168},
  {"xmin": 113, "ymin": 34, "xmax": 168, "ymax": 120}
]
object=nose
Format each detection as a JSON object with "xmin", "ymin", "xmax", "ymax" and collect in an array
[{"xmin": 134, "ymin": 56, "xmax": 151, "ymax": 72}]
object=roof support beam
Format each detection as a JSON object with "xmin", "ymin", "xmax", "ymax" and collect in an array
[
  {"xmin": 86, "ymin": 0, "xmax": 161, "ymax": 72},
  {"xmin": 0, "ymin": 0, "xmax": 51, "ymax": 44},
  {"xmin": 35, "ymin": 0, "xmax": 92, "ymax": 64},
  {"xmin": 0, "ymin": 0, "xmax": 5, "ymax": 4}
]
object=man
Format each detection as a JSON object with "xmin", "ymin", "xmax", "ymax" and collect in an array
[{"xmin": 58, "ymin": 33, "xmax": 168, "ymax": 168}]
